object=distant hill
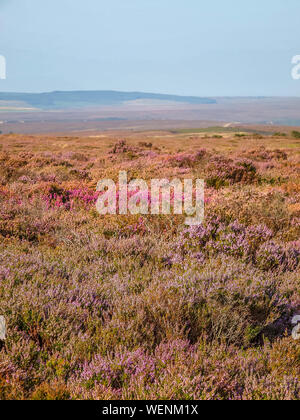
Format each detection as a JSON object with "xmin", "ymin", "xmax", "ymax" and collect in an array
[{"xmin": 0, "ymin": 90, "xmax": 216, "ymax": 110}]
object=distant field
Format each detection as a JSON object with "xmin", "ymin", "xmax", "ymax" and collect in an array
[
  {"xmin": 170, "ymin": 126, "xmax": 274, "ymax": 135},
  {"xmin": 1, "ymin": 95, "xmax": 300, "ymax": 134}
]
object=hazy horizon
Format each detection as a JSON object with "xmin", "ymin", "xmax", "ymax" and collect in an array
[
  {"xmin": 2, "ymin": 88, "xmax": 300, "ymax": 98},
  {"xmin": 1, "ymin": 0, "xmax": 300, "ymax": 96}
]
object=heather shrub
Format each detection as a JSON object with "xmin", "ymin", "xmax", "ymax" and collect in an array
[
  {"xmin": 109, "ymin": 140, "xmax": 141, "ymax": 158},
  {"xmin": 206, "ymin": 158, "xmax": 257, "ymax": 188},
  {"xmin": 256, "ymin": 242, "xmax": 300, "ymax": 272},
  {"xmin": 169, "ymin": 149, "xmax": 207, "ymax": 168},
  {"xmin": 291, "ymin": 130, "xmax": 300, "ymax": 139},
  {"xmin": 31, "ymin": 382, "xmax": 71, "ymax": 400},
  {"xmin": 209, "ymin": 188, "xmax": 292, "ymax": 233},
  {"xmin": 175, "ymin": 217, "xmax": 277, "ymax": 268},
  {"xmin": 243, "ymin": 146, "xmax": 288, "ymax": 161}
]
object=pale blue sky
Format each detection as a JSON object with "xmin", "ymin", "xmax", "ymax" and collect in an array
[{"xmin": 0, "ymin": 0, "xmax": 300, "ymax": 95}]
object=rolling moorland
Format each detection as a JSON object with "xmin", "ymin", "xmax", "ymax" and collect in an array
[
  {"xmin": 0, "ymin": 127, "xmax": 299, "ymax": 400},
  {"xmin": 2, "ymin": 92, "xmax": 300, "ymax": 134}
]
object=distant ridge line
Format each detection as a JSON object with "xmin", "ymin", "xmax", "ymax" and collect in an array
[{"xmin": 0, "ymin": 90, "xmax": 217, "ymax": 109}]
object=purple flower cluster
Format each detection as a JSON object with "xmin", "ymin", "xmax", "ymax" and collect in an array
[{"xmin": 174, "ymin": 218, "xmax": 299, "ymax": 272}]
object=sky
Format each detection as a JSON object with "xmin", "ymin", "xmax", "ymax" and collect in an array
[{"xmin": 0, "ymin": 0, "xmax": 300, "ymax": 96}]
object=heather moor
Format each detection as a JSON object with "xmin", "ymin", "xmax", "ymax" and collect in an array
[{"xmin": 0, "ymin": 129, "xmax": 299, "ymax": 400}]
